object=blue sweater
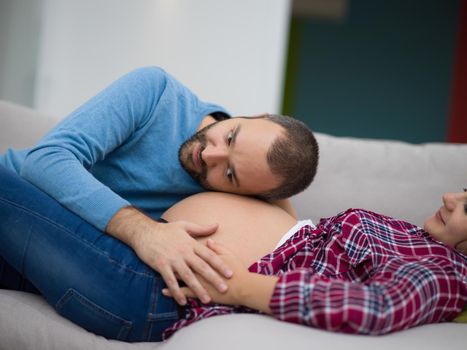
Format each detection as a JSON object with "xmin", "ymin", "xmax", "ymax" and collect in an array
[{"xmin": 0, "ymin": 67, "xmax": 229, "ymax": 230}]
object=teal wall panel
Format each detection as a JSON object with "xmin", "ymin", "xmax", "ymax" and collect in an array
[{"xmin": 286, "ymin": 0, "xmax": 460, "ymax": 143}]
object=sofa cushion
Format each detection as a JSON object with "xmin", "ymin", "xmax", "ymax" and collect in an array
[{"xmin": 1, "ymin": 289, "xmax": 466, "ymax": 350}]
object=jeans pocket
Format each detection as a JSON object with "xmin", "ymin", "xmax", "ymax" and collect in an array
[{"xmin": 56, "ymin": 288, "xmax": 132, "ymax": 340}]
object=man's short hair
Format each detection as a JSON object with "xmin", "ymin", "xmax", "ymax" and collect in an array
[{"xmin": 251, "ymin": 114, "xmax": 319, "ymax": 200}]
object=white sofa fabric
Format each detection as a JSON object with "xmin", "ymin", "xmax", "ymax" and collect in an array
[{"xmin": 1, "ymin": 100, "xmax": 466, "ymax": 349}]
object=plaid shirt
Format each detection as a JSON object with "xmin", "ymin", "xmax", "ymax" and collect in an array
[{"xmin": 164, "ymin": 209, "xmax": 467, "ymax": 339}]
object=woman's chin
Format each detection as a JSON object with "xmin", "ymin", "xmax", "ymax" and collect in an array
[{"xmin": 423, "ymin": 215, "xmax": 436, "ymax": 233}]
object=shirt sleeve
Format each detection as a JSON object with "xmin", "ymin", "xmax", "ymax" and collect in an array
[
  {"xmin": 269, "ymin": 257, "xmax": 465, "ymax": 335},
  {"xmin": 20, "ymin": 66, "xmax": 169, "ymax": 231}
]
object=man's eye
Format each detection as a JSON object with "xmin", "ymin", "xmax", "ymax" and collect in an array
[
  {"xmin": 226, "ymin": 168, "xmax": 233, "ymax": 182},
  {"xmin": 227, "ymin": 130, "xmax": 234, "ymax": 145}
]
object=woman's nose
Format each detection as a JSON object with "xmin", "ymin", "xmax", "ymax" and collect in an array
[
  {"xmin": 442, "ymin": 192, "xmax": 458, "ymax": 211},
  {"xmin": 201, "ymin": 145, "xmax": 228, "ymax": 167}
]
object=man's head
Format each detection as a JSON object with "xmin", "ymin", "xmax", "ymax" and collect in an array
[{"xmin": 178, "ymin": 114, "xmax": 319, "ymax": 200}]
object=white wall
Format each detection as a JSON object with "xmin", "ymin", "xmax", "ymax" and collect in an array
[
  {"xmin": 34, "ymin": 0, "xmax": 291, "ymax": 118},
  {"xmin": 0, "ymin": 0, "xmax": 42, "ymax": 107}
]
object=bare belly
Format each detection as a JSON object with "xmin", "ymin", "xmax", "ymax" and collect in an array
[{"xmin": 162, "ymin": 192, "xmax": 297, "ymax": 266}]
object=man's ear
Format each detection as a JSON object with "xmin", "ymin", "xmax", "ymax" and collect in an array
[{"xmin": 455, "ymin": 239, "xmax": 467, "ymax": 255}]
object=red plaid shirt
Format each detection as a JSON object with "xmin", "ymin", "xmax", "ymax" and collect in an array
[{"xmin": 164, "ymin": 209, "xmax": 467, "ymax": 339}]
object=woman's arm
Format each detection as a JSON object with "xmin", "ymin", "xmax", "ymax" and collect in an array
[
  {"xmin": 268, "ymin": 258, "xmax": 465, "ymax": 334},
  {"xmin": 165, "ymin": 240, "xmax": 465, "ymax": 335}
]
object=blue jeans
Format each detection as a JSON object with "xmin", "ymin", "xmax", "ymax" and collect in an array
[{"xmin": 0, "ymin": 165, "xmax": 180, "ymax": 342}]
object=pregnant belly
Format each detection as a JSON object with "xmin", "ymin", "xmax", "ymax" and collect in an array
[
  {"xmin": 194, "ymin": 219, "xmax": 295, "ymax": 267},
  {"xmin": 162, "ymin": 192, "xmax": 297, "ymax": 266}
]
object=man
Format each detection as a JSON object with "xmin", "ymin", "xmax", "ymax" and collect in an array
[{"xmin": 0, "ymin": 67, "xmax": 319, "ymax": 306}]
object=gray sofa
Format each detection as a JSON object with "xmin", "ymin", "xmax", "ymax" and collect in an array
[{"xmin": 1, "ymin": 100, "xmax": 466, "ymax": 349}]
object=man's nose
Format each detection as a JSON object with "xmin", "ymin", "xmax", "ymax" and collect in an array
[{"xmin": 201, "ymin": 145, "xmax": 228, "ymax": 167}]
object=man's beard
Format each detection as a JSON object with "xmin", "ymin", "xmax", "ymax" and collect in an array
[{"xmin": 178, "ymin": 121, "xmax": 218, "ymax": 189}]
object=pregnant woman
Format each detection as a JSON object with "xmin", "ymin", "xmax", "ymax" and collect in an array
[{"xmin": 0, "ymin": 166, "xmax": 466, "ymax": 341}]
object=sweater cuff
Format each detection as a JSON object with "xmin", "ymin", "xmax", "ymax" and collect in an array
[{"xmin": 75, "ymin": 186, "xmax": 131, "ymax": 231}]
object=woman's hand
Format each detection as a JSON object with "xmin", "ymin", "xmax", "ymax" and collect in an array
[{"xmin": 163, "ymin": 239, "xmax": 279, "ymax": 313}]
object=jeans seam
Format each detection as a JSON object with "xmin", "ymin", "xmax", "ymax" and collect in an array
[
  {"xmin": 0, "ymin": 196, "xmax": 153, "ymax": 277},
  {"xmin": 56, "ymin": 288, "xmax": 132, "ymax": 340},
  {"xmin": 19, "ymin": 225, "xmax": 33, "ymax": 277},
  {"xmin": 143, "ymin": 276, "xmax": 158, "ymax": 340}
]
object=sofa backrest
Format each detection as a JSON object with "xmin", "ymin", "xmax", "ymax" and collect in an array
[
  {"xmin": 292, "ymin": 132, "xmax": 467, "ymax": 227},
  {"xmin": 0, "ymin": 100, "xmax": 59, "ymax": 152}
]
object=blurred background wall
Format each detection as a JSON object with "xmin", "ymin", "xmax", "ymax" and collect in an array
[
  {"xmin": 283, "ymin": 0, "xmax": 466, "ymax": 143},
  {"xmin": 0, "ymin": 0, "xmax": 42, "ymax": 108},
  {"xmin": 0, "ymin": 0, "xmax": 290, "ymax": 117},
  {"xmin": 0, "ymin": 0, "xmax": 465, "ymax": 143}
]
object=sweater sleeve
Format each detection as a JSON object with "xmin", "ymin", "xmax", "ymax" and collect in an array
[
  {"xmin": 269, "ymin": 257, "xmax": 465, "ymax": 335},
  {"xmin": 20, "ymin": 67, "xmax": 169, "ymax": 231}
]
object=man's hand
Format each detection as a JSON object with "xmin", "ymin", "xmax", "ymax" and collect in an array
[
  {"xmin": 106, "ymin": 207, "xmax": 233, "ymax": 306},
  {"xmin": 163, "ymin": 239, "xmax": 278, "ymax": 314}
]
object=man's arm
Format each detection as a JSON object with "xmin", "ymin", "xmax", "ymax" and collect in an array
[
  {"xmin": 20, "ymin": 67, "xmax": 163, "ymax": 231},
  {"xmin": 20, "ymin": 67, "xmax": 232, "ymax": 304}
]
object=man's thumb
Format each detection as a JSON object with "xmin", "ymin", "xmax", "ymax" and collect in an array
[{"xmin": 186, "ymin": 222, "xmax": 218, "ymax": 237}]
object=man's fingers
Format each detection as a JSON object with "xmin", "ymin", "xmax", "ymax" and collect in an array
[
  {"xmin": 143, "ymin": 220, "xmax": 231, "ymax": 305},
  {"xmin": 185, "ymin": 253, "xmax": 228, "ymax": 294},
  {"xmin": 195, "ymin": 243, "xmax": 233, "ymax": 280},
  {"xmin": 185, "ymin": 222, "xmax": 218, "ymax": 237},
  {"xmin": 174, "ymin": 261, "xmax": 211, "ymax": 304},
  {"xmin": 158, "ymin": 267, "xmax": 186, "ymax": 306}
]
